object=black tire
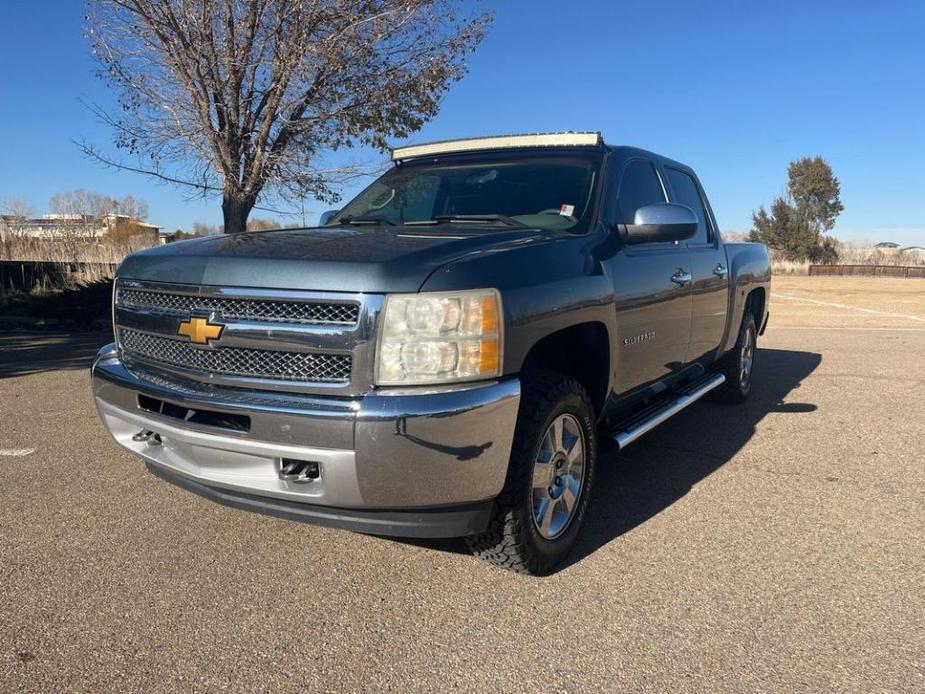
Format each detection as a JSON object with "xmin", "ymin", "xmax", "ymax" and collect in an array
[
  {"xmin": 712, "ymin": 311, "xmax": 758, "ymax": 404},
  {"xmin": 467, "ymin": 373, "xmax": 597, "ymax": 575}
]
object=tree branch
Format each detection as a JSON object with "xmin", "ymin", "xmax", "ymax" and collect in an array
[{"xmin": 76, "ymin": 139, "xmax": 221, "ymax": 193}]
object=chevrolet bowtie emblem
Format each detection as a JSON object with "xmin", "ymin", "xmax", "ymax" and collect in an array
[{"xmin": 177, "ymin": 316, "xmax": 224, "ymax": 345}]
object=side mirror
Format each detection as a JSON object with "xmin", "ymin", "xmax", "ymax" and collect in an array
[
  {"xmin": 319, "ymin": 209, "xmax": 341, "ymax": 226},
  {"xmin": 622, "ymin": 203, "xmax": 698, "ymax": 244}
]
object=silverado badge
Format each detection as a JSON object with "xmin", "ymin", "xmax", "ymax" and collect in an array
[
  {"xmin": 177, "ymin": 315, "xmax": 224, "ymax": 345},
  {"xmin": 622, "ymin": 331, "xmax": 656, "ymax": 347}
]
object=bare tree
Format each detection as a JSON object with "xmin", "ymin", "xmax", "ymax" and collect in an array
[
  {"xmin": 45, "ymin": 190, "xmax": 108, "ymax": 262},
  {"xmin": 116, "ymin": 195, "xmax": 149, "ymax": 220},
  {"xmin": 0, "ymin": 197, "xmax": 35, "ymax": 246},
  {"xmin": 47, "ymin": 190, "xmax": 150, "ymax": 222},
  {"xmin": 49, "ymin": 189, "xmax": 117, "ymax": 219},
  {"xmin": 84, "ymin": 0, "xmax": 490, "ymax": 233},
  {"xmin": 1, "ymin": 197, "xmax": 35, "ymax": 220},
  {"xmin": 1, "ymin": 197, "xmax": 36, "ymax": 239}
]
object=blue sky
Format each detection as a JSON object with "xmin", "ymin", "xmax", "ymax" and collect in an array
[{"xmin": 1, "ymin": 0, "xmax": 923, "ymax": 244}]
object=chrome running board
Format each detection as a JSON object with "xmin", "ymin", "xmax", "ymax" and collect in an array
[{"xmin": 612, "ymin": 373, "xmax": 726, "ymax": 449}]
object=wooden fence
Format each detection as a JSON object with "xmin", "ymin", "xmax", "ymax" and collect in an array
[
  {"xmin": 808, "ymin": 264, "xmax": 925, "ymax": 278},
  {"xmin": 0, "ymin": 260, "xmax": 118, "ymax": 291}
]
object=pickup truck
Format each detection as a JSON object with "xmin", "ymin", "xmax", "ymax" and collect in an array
[{"xmin": 91, "ymin": 132, "xmax": 770, "ymax": 575}]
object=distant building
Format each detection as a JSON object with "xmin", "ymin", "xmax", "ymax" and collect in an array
[
  {"xmin": 158, "ymin": 229, "xmax": 180, "ymax": 245},
  {"xmin": 0, "ymin": 213, "xmax": 162, "ymax": 242},
  {"xmin": 1, "ymin": 214, "xmax": 98, "ymax": 240},
  {"xmin": 874, "ymin": 241, "xmax": 901, "ymax": 249}
]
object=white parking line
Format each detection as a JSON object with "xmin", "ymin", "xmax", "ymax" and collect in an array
[
  {"xmin": 769, "ymin": 326, "xmax": 925, "ymax": 332},
  {"xmin": 772, "ymin": 292, "xmax": 925, "ymax": 323},
  {"xmin": 0, "ymin": 448, "xmax": 36, "ymax": 457}
]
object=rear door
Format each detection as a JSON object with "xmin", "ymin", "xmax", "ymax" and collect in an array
[
  {"xmin": 663, "ymin": 166, "xmax": 729, "ymax": 363},
  {"xmin": 605, "ymin": 158, "xmax": 693, "ymax": 394}
]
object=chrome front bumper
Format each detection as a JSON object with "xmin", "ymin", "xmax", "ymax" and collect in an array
[{"xmin": 91, "ymin": 344, "xmax": 521, "ymax": 537}]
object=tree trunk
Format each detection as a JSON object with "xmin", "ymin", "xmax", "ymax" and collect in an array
[{"xmin": 221, "ymin": 193, "xmax": 255, "ymax": 234}]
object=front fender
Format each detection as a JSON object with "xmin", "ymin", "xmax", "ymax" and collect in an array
[{"xmin": 419, "ymin": 233, "xmax": 617, "ymax": 380}]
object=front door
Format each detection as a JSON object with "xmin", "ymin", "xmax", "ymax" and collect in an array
[
  {"xmin": 605, "ymin": 158, "xmax": 693, "ymax": 394},
  {"xmin": 662, "ymin": 166, "xmax": 729, "ymax": 363}
]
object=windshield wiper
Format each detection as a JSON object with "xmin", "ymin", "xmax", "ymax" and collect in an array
[
  {"xmin": 431, "ymin": 214, "xmax": 526, "ymax": 227},
  {"xmin": 337, "ymin": 215, "xmax": 395, "ymax": 226}
]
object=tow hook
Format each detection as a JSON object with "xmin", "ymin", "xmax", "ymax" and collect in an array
[
  {"xmin": 132, "ymin": 429, "xmax": 162, "ymax": 446},
  {"xmin": 278, "ymin": 458, "xmax": 321, "ymax": 483}
]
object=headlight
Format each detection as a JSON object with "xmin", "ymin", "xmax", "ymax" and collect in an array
[{"xmin": 375, "ymin": 289, "xmax": 503, "ymax": 386}]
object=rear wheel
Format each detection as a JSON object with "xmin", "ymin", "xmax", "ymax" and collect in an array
[
  {"xmin": 713, "ymin": 312, "xmax": 757, "ymax": 403},
  {"xmin": 467, "ymin": 373, "xmax": 597, "ymax": 575}
]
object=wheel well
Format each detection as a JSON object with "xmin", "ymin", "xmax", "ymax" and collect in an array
[
  {"xmin": 746, "ymin": 287, "xmax": 766, "ymax": 328},
  {"xmin": 519, "ymin": 322, "xmax": 610, "ymax": 415}
]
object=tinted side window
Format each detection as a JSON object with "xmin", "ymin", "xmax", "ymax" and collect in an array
[
  {"xmin": 665, "ymin": 168, "xmax": 710, "ymax": 244},
  {"xmin": 615, "ymin": 160, "xmax": 665, "ymax": 224}
]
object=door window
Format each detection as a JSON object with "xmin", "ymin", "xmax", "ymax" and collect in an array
[
  {"xmin": 665, "ymin": 168, "xmax": 711, "ymax": 244},
  {"xmin": 615, "ymin": 160, "xmax": 666, "ymax": 224}
]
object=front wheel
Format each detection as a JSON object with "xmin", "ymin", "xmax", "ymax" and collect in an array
[{"xmin": 467, "ymin": 373, "xmax": 597, "ymax": 575}]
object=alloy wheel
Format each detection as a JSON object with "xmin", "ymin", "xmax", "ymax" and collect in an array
[
  {"xmin": 531, "ymin": 413, "xmax": 586, "ymax": 540},
  {"xmin": 740, "ymin": 325, "xmax": 755, "ymax": 388}
]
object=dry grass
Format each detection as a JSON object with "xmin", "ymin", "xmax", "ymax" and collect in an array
[
  {"xmin": 0, "ymin": 234, "xmax": 156, "ymax": 289},
  {"xmin": 1, "ymin": 234, "xmax": 154, "ymax": 263},
  {"xmin": 770, "ymin": 258, "xmax": 811, "ymax": 275},
  {"xmin": 770, "ymin": 247, "xmax": 925, "ymax": 276},
  {"xmin": 838, "ymin": 246, "xmax": 925, "ymax": 266}
]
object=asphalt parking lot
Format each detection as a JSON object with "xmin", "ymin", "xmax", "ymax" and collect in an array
[{"xmin": 1, "ymin": 277, "xmax": 923, "ymax": 693}]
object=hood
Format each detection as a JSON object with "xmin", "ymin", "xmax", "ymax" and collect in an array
[{"xmin": 117, "ymin": 225, "xmax": 557, "ymax": 293}]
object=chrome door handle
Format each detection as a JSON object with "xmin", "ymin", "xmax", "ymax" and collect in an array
[
  {"xmin": 671, "ymin": 270, "xmax": 692, "ymax": 286},
  {"xmin": 713, "ymin": 264, "xmax": 728, "ymax": 278}
]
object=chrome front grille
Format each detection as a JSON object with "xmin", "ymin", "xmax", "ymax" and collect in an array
[
  {"xmin": 119, "ymin": 329, "xmax": 352, "ymax": 383},
  {"xmin": 118, "ymin": 288, "xmax": 359, "ymax": 325},
  {"xmin": 113, "ymin": 280, "xmax": 376, "ymax": 393}
]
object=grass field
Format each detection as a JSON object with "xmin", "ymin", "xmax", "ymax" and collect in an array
[{"xmin": 771, "ymin": 276, "xmax": 925, "ymax": 329}]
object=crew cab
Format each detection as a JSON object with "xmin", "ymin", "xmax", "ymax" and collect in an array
[{"xmin": 91, "ymin": 132, "xmax": 770, "ymax": 574}]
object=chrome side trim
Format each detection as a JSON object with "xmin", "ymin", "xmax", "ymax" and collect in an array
[{"xmin": 613, "ymin": 374, "xmax": 725, "ymax": 448}]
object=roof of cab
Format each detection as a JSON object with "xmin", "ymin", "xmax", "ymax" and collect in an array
[{"xmin": 606, "ymin": 144, "xmax": 695, "ymax": 176}]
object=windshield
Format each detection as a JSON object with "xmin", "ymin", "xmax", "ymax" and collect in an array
[{"xmin": 331, "ymin": 153, "xmax": 601, "ymax": 233}]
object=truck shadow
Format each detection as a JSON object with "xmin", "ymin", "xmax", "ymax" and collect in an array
[
  {"xmin": 397, "ymin": 347, "xmax": 821, "ymax": 572},
  {"xmin": 564, "ymin": 346, "xmax": 821, "ymax": 570},
  {"xmin": 0, "ymin": 332, "xmax": 110, "ymax": 379}
]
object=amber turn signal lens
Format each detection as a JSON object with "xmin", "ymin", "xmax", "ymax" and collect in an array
[
  {"xmin": 480, "ymin": 295, "xmax": 500, "ymax": 335},
  {"xmin": 478, "ymin": 338, "xmax": 500, "ymax": 375}
]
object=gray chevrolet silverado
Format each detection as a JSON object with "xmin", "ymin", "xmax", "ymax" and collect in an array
[{"xmin": 92, "ymin": 132, "xmax": 770, "ymax": 574}]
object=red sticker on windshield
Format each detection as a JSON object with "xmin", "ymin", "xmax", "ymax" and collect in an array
[{"xmin": 560, "ymin": 204, "xmax": 575, "ymax": 217}]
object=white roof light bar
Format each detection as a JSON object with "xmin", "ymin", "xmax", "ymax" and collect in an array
[{"xmin": 391, "ymin": 132, "xmax": 603, "ymax": 161}]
